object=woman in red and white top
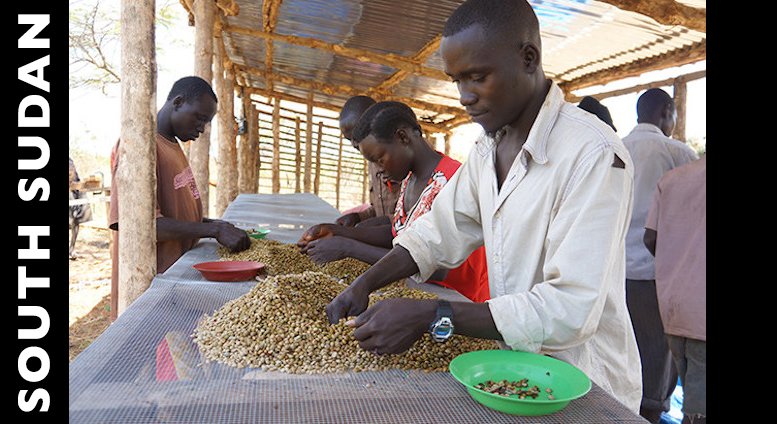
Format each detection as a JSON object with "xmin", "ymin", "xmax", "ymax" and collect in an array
[{"xmin": 298, "ymin": 101, "xmax": 489, "ymax": 302}]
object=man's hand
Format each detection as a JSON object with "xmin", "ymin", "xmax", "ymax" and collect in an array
[
  {"xmin": 297, "ymin": 223, "xmax": 336, "ymax": 250},
  {"xmin": 211, "ymin": 220, "xmax": 251, "ymax": 252},
  {"xmin": 325, "ymin": 277, "xmax": 372, "ymax": 324},
  {"xmin": 302, "ymin": 236, "xmax": 352, "ymax": 264},
  {"xmin": 335, "ymin": 212, "xmax": 360, "ymax": 227},
  {"xmin": 325, "ymin": 244, "xmax": 422, "ymax": 324},
  {"xmin": 346, "ymin": 298, "xmax": 437, "ymax": 355}
]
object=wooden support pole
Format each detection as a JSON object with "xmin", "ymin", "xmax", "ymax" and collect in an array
[
  {"xmin": 237, "ymin": 89, "xmax": 252, "ymax": 194},
  {"xmin": 117, "ymin": 0, "xmax": 157, "ymax": 317},
  {"xmin": 362, "ymin": 158, "xmax": 368, "ymax": 205},
  {"xmin": 249, "ymin": 103, "xmax": 260, "ymax": 192},
  {"xmin": 295, "ymin": 116, "xmax": 302, "ymax": 193},
  {"xmin": 673, "ymin": 76, "xmax": 687, "ymax": 143},
  {"xmin": 190, "ymin": 0, "xmax": 215, "ymax": 217},
  {"xmin": 271, "ymin": 97, "xmax": 281, "ymax": 193},
  {"xmin": 336, "ymin": 133, "xmax": 343, "ymax": 210},
  {"xmin": 214, "ymin": 39, "xmax": 238, "ymax": 217},
  {"xmin": 225, "ymin": 64, "xmax": 238, "ymax": 202},
  {"xmin": 314, "ymin": 121, "xmax": 323, "ymax": 195},
  {"xmin": 304, "ymin": 93, "xmax": 313, "ymax": 193}
]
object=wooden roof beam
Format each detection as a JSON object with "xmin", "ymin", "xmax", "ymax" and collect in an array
[
  {"xmin": 223, "ymin": 23, "xmax": 450, "ymax": 82},
  {"xmin": 597, "ymin": 0, "xmax": 706, "ymax": 33},
  {"xmin": 261, "ymin": 0, "xmax": 283, "ymax": 91},
  {"xmin": 179, "ymin": 0, "xmax": 239, "ymax": 25},
  {"xmin": 216, "ymin": 0, "xmax": 239, "ymax": 16},
  {"xmin": 235, "ymin": 64, "xmax": 467, "ymax": 123},
  {"xmin": 437, "ymin": 114, "xmax": 473, "ymax": 132},
  {"xmin": 565, "ymin": 69, "xmax": 706, "ymax": 103},
  {"xmin": 558, "ymin": 39, "xmax": 705, "ymax": 95},
  {"xmin": 370, "ymin": 34, "xmax": 442, "ymax": 93}
]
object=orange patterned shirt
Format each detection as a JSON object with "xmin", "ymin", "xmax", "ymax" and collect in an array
[{"xmin": 391, "ymin": 154, "xmax": 489, "ymax": 302}]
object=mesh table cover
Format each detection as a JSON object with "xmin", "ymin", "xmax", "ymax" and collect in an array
[{"xmin": 69, "ymin": 193, "xmax": 647, "ymax": 423}]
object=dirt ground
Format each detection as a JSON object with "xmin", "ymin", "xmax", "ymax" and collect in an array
[{"xmin": 69, "ymin": 225, "xmax": 113, "ymax": 362}]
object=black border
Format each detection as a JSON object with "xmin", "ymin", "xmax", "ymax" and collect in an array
[{"xmin": 14, "ymin": 3, "xmax": 66, "ymax": 419}]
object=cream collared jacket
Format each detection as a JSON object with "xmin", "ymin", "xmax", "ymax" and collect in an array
[{"xmin": 393, "ymin": 83, "xmax": 642, "ymax": 412}]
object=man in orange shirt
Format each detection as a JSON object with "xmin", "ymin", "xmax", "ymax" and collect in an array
[{"xmin": 109, "ymin": 76, "xmax": 250, "ymax": 318}]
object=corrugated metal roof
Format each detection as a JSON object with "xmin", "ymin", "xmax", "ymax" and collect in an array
[{"xmin": 208, "ymin": 0, "xmax": 705, "ymax": 130}]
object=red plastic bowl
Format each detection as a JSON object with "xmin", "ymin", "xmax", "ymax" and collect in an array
[{"xmin": 193, "ymin": 261, "xmax": 265, "ymax": 282}]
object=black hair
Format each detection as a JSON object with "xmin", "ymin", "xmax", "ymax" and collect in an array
[
  {"xmin": 578, "ymin": 96, "xmax": 617, "ymax": 132},
  {"xmin": 442, "ymin": 0, "xmax": 539, "ymax": 46},
  {"xmin": 166, "ymin": 76, "xmax": 218, "ymax": 103},
  {"xmin": 351, "ymin": 101, "xmax": 422, "ymax": 145},
  {"xmin": 636, "ymin": 88, "xmax": 674, "ymax": 122},
  {"xmin": 340, "ymin": 95, "xmax": 376, "ymax": 120}
]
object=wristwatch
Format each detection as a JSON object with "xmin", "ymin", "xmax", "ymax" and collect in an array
[{"xmin": 429, "ymin": 300, "xmax": 454, "ymax": 342}]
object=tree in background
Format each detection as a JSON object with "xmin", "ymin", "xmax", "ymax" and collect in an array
[{"xmin": 69, "ymin": 0, "xmax": 186, "ymax": 93}]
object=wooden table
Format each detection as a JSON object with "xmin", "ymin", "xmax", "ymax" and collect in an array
[{"xmin": 69, "ymin": 193, "xmax": 646, "ymax": 423}]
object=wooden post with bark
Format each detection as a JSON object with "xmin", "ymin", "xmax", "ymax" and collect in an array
[
  {"xmin": 362, "ymin": 158, "xmax": 368, "ymax": 205},
  {"xmin": 117, "ymin": 0, "xmax": 157, "ymax": 316},
  {"xmin": 336, "ymin": 133, "xmax": 343, "ymax": 210},
  {"xmin": 673, "ymin": 76, "xmax": 687, "ymax": 143},
  {"xmin": 237, "ymin": 88, "xmax": 252, "ymax": 194},
  {"xmin": 304, "ymin": 93, "xmax": 313, "ymax": 193},
  {"xmin": 314, "ymin": 121, "xmax": 323, "ymax": 195},
  {"xmin": 214, "ymin": 36, "xmax": 238, "ymax": 217},
  {"xmin": 190, "ymin": 0, "xmax": 215, "ymax": 216},
  {"xmin": 295, "ymin": 116, "xmax": 302, "ymax": 193},
  {"xmin": 249, "ymin": 103, "xmax": 260, "ymax": 192},
  {"xmin": 271, "ymin": 97, "xmax": 281, "ymax": 193},
  {"xmin": 238, "ymin": 99, "xmax": 260, "ymax": 193}
]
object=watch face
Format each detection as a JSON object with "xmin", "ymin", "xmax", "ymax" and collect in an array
[{"xmin": 431, "ymin": 317, "xmax": 453, "ymax": 342}]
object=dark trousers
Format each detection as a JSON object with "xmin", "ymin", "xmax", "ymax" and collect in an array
[{"xmin": 625, "ymin": 279, "xmax": 678, "ymax": 413}]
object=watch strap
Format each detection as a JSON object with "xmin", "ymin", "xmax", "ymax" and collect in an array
[{"xmin": 435, "ymin": 300, "xmax": 453, "ymax": 322}]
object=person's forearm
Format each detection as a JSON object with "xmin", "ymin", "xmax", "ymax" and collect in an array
[
  {"xmin": 378, "ymin": 299, "xmax": 503, "ymax": 341},
  {"xmin": 357, "ymin": 245, "xmax": 420, "ymax": 293},
  {"xmin": 325, "ymin": 244, "xmax": 422, "ymax": 323},
  {"xmin": 156, "ymin": 217, "xmax": 214, "ymax": 242},
  {"xmin": 355, "ymin": 215, "xmax": 390, "ymax": 228},
  {"xmin": 343, "ymin": 239, "xmax": 391, "ymax": 265},
  {"xmin": 332, "ymin": 224, "xmax": 395, "ymax": 249},
  {"xmin": 450, "ymin": 301, "xmax": 503, "ymax": 341}
]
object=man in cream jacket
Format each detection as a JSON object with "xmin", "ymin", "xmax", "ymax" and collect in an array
[{"xmin": 325, "ymin": 0, "xmax": 642, "ymax": 412}]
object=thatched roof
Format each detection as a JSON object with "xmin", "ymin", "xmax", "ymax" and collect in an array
[{"xmin": 180, "ymin": 0, "xmax": 706, "ymax": 133}]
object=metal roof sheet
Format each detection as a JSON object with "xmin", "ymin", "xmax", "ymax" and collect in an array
[{"xmin": 208, "ymin": 0, "xmax": 705, "ymax": 130}]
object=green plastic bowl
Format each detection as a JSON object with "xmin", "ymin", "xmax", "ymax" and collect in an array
[
  {"xmin": 449, "ymin": 350, "xmax": 591, "ymax": 416},
  {"xmin": 231, "ymin": 222, "xmax": 271, "ymax": 240},
  {"xmin": 246, "ymin": 228, "xmax": 271, "ymax": 240}
]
